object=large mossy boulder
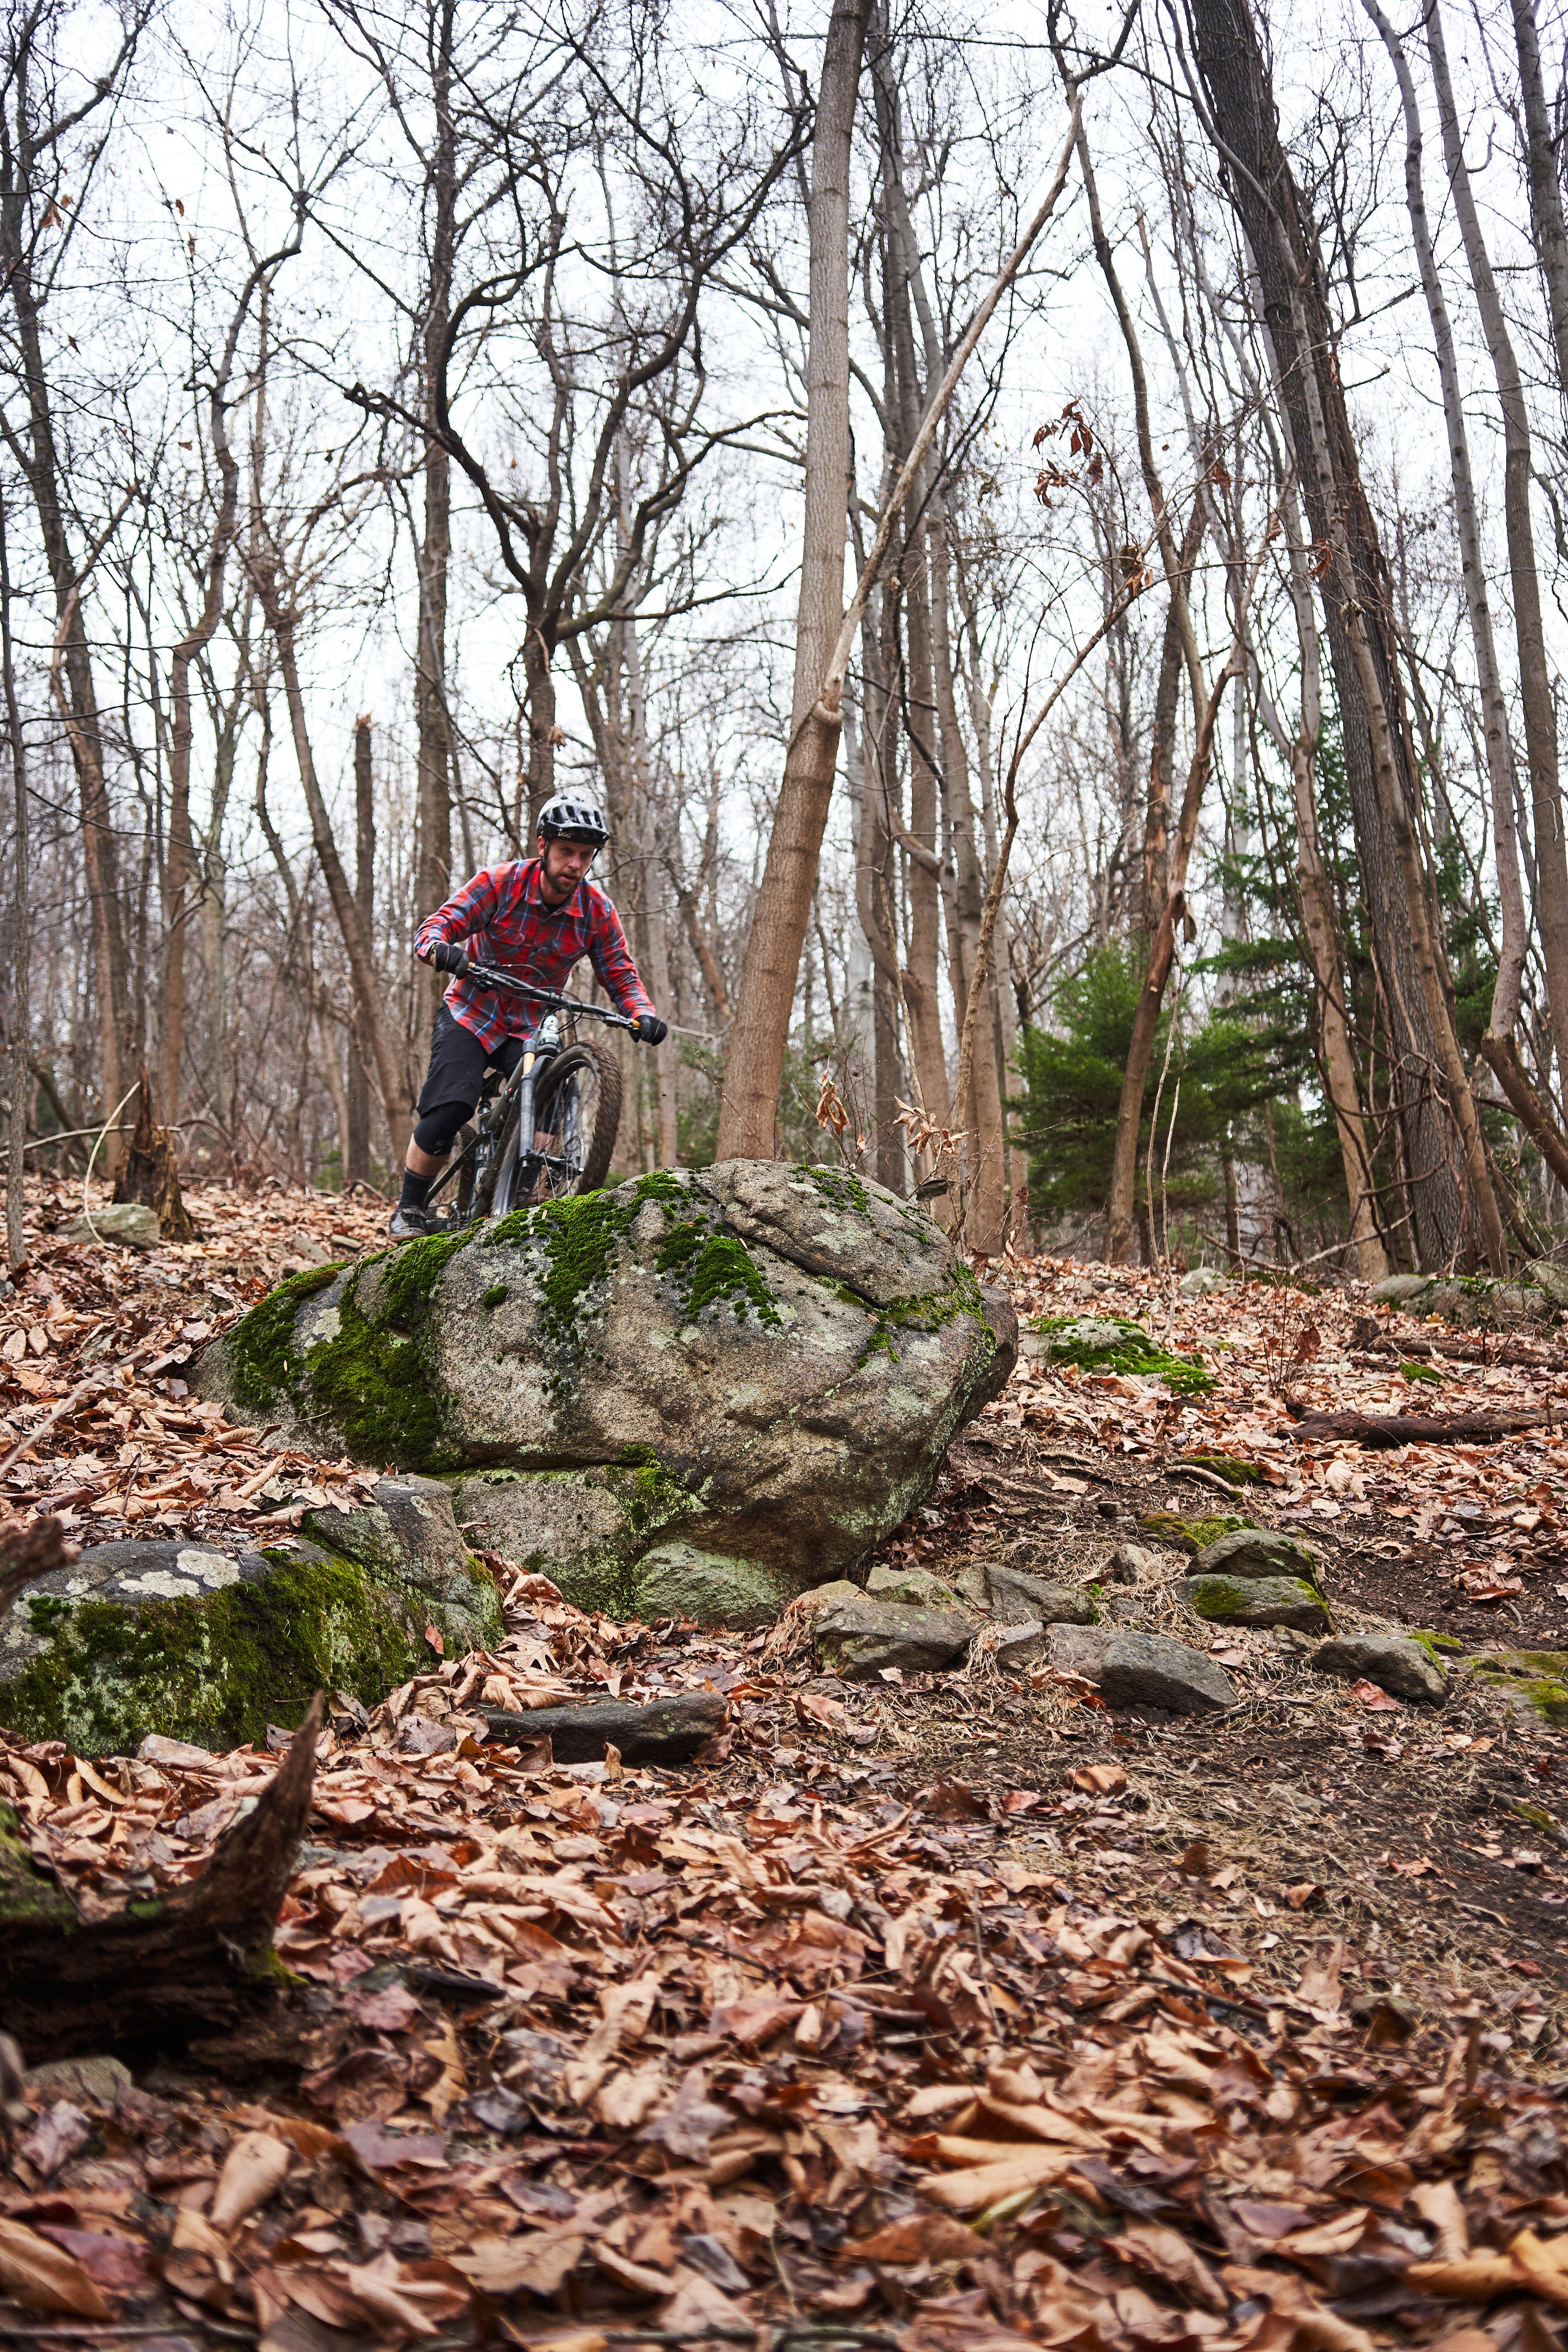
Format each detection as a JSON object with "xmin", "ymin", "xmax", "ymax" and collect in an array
[
  {"xmin": 196, "ymin": 1162, "xmax": 1014, "ymax": 1623},
  {"xmin": 0, "ymin": 1512, "xmax": 503, "ymax": 1757}
]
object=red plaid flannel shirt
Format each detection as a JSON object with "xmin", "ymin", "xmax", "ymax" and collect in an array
[{"xmin": 415, "ymin": 860, "xmax": 655, "ymax": 1049}]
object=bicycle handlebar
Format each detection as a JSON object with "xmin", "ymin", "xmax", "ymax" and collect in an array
[{"xmin": 451, "ymin": 958, "xmax": 642, "ymax": 1036}]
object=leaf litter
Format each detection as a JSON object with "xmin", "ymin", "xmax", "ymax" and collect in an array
[{"xmin": 0, "ymin": 1188, "xmax": 1565, "ymax": 2347}]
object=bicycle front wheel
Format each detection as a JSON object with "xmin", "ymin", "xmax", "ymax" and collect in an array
[{"xmin": 532, "ymin": 1042, "xmax": 622, "ymax": 1197}]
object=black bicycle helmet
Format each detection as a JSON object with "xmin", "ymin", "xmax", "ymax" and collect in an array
[{"xmin": 538, "ymin": 794, "xmax": 609, "ymax": 848}]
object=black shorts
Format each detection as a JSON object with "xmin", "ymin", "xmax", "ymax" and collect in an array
[{"xmin": 413, "ymin": 1009, "xmax": 526, "ymax": 1156}]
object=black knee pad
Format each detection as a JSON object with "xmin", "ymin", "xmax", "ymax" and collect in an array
[{"xmin": 413, "ymin": 1101, "xmax": 472, "ymax": 1158}]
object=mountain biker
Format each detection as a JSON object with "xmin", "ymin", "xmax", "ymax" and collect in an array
[{"xmin": 390, "ymin": 795, "xmax": 667, "ymax": 1237}]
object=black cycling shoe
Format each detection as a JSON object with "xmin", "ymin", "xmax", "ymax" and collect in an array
[{"xmin": 388, "ymin": 1205, "xmax": 436, "ymax": 1238}]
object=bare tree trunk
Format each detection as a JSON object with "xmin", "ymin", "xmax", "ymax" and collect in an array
[
  {"xmin": 414, "ymin": 9, "xmax": 456, "ymax": 1039},
  {"xmin": 722, "ymin": 90, "xmax": 1080, "ymax": 1160},
  {"xmin": 163, "ymin": 237, "xmax": 293, "ymax": 1123},
  {"xmin": 927, "ymin": 513, "xmax": 1002, "ymax": 1247},
  {"xmin": 9, "ymin": 309, "xmax": 128, "ymax": 1160},
  {"xmin": 1364, "ymin": 0, "xmax": 1527, "ymax": 1051},
  {"xmin": 522, "ymin": 626, "xmax": 558, "ymax": 839},
  {"xmin": 624, "ymin": 618, "xmax": 678, "ymax": 1167},
  {"xmin": 898, "ymin": 528, "xmax": 949, "ymax": 1127},
  {"xmin": 1105, "ymin": 664, "xmax": 1236, "ymax": 1263},
  {"xmin": 251, "ymin": 566, "xmax": 411, "ymax": 1164},
  {"xmin": 1141, "ymin": 507, "xmax": 1205, "ymax": 937},
  {"xmin": 1295, "ymin": 283, "xmax": 1506, "ymax": 1271},
  {"xmin": 1189, "ymin": 0, "xmax": 1493, "ymax": 1267},
  {"xmin": 0, "ymin": 493, "xmax": 27, "ymax": 1273},
  {"xmin": 1508, "ymin": 0, "xmax": 1568, "ymax": 412},
  {"xmin": 0, "ymin": 39, "xmax": 133, "ymax": 1169},
  {"xmin": 717, "ymin": 0, "xmax": 872, "ymax": 1159},
  {"xmin": 858, "ymin": 592, "xmax": 907, "ymax": 1188},
  {"xmin": 1425, "ymin": 0, "xmax": 1568, "ymax": 1091},
  {"xmin": 1289, "ymin": 739, "xmax": 1389, "ymax": 1281},
  {"xmin": 346, "ymin": 714, "xmax": 375, "ymax": 1185}
]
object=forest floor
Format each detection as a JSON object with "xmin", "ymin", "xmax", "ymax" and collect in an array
[{"xmin": 0, "ymin": 1178, "xmax": 1564, "ymax": 2351}]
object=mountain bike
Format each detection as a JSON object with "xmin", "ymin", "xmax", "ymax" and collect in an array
[{"xmin": 423, "ymin": 961, "xmax": 636, "ymax": 1226}]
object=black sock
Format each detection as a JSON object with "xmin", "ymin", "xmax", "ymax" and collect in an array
[{"xmin": 399, "ymin": 1166, "xmax": 434, "ymax": 1213}]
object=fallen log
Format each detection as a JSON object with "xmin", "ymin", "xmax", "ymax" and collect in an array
[
  {"xmin": 1354, "ymin": 1329, "xmax": 1564, "ymax": 1370},
  {"xmin": 0, "ymin": 1693, "xmax": 322, "ymax": 2060},
  {"xmin": 1286, "ymin": 1409, "xmax": 1551, "ymax": 1447},
  {"xmin": 482, "ymin": 1690, "xmax": 727, "ymax": 1765}
]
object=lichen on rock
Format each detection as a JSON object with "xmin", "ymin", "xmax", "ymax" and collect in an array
[
  {"xmin": 0, "ymin": 1466, "xmax": 503, "ymax": 1755},
  {"xmin": 0, "ymin": 1539, "xmax": 491, "ymax": 1756}
]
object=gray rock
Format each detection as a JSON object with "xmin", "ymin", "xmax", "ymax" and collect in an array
[
  {"xmin": 1376, "ymin": 1276, "xmax": 1552, "ymax": 1331},
  {"xmin": 1178, "ymin": 1266, "xmax": 1230, "ymax": 1297},
  {"xmin": 1184, "ymin": 1573, "xmax": 1331, "ymax": 1633},
  {"xmin": 199, "ymin": 1162, "xmax": 1013, "ymax": 1620},
  {"xmin": 0, "ymin": 1532, "xmax": 503, "ymax": 1758},
  {"xmin": 305, "ymin": 1474, "xmax": 478, "ymax": 1607},
  {"xmin": 1046, "ymin": 1622, "xmax": 1111, "ymax": 1680},
  {"xmin": 986, "ymin": 1563, "xmax": 1098, "ymax": 1628},
  {"xmin": 1311, "ymin": 1631, "xmax": 1447, "ymax": 1703},
  {"xmin": 1526, "ymin": 1259, "xmax": 1568, "ymax": 1310},
  {"xmin": 1109, "ymin": 1541, "xmax": 1158, "ymax": 1584},
  {"xmin": 1194, "ymin": 1527, "xmax": 1323, "ymax": 1584},
  {"xmin": 866, "ymin": 1561, "xmax": 966, "ymax": 1611},
  {"xmin": 630, "ymin": 1540, "xmax": 792, "ymax": 1628},
  {"xmin": 811, "ymin": 1595, "xmax": 972, "ymax": 1679},
  {"xmin": 1048, "ymin": 1316, "xmax": 1129, "ymax": 1351},
  {"xmin": 449, "ymin": 1465, "xmax": 659, "ymax": 1612},
  {"xmin": 26, "ymin": 2055, "xmax": 133, "ymax": 2105},
  {"xmin": 1419, "ymin": 1279, "xmax": 1553, "ymax": 1330},
  {"xmin": 62, "ymin": 1202, "xmax": 159, "ymax": 1250},
  {"xmin": 1369, "ymin": 1273, "xmax": 1432, "ymax": 1305},
  {"xmin": 1099, "ymin": 1630, "xmax": 1238, "ymax": 1714},
  {"xmin": 801, "ymin": 1578, "xmax": 867, "ymax": 1612},
  {"xmin": 995, "ymin": 1618, "xmax": 1045, "ymax": 1666}
]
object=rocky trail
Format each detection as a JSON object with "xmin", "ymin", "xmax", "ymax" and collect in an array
[{"xmin": 0, "ymin": 1180, "xmax": 1563, "ymax": 2350}]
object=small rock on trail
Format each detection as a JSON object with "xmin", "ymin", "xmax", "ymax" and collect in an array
[
  {"xmin": 1184, "ymin": 1572, "xmax": 1331, "ymax": 1632},
  {"xmin": 1312, "ymin": 1630, "xmax": 1448, "ymax": 1702},
  {"xmin": 811, "ymin": 1596, "xmax": 973, "ymax": 1679},
  {"xmin": 1099, "ymin": 1629, "xmax": 1238, "ymax": 1714}
]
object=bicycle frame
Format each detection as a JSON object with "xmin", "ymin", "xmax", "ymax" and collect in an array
[{"xmin": 423, "ymin": 969, "xmax": 636, "ymax": 1219}]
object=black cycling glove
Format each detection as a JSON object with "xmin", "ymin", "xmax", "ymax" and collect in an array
[
  {"xmin": 636, "ymin": 1013, "xmax": 669, "ymax": 1045},
  {"xmin": 425, "ymin": 940, "xmax": 469, "ymax": 975}
]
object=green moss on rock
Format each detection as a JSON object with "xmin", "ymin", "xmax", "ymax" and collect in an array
[
  {"xmin": 1030, "ymin": 1315, "xmax": 1213, "ymax": 1394},
  {"xmin": 0, "ymin": 1799, "xmax": 76, "ymax": 1926},
  {"xmin": 227, "ymin": 1264, "xmax": 343, "ymax": 1413},
  {"xmin": 2, "ymin": 1552, "xmax": 464, "ymax": 1756},
  {"xmin": 1183, "ymin": 1572, "xmax": 1329, "ymax": 1630},
  {"xmin": 1179, "ymin": 1452, "xmax": 1261, "ymax": 1485},
  {"xmin": 483, "ymin": 1172, "xmax": 778, "ymax": 1404},
  {"xmin": 222, "ymin": 1233, "xmax": 469, "ymax": 1468},
  {"xmin": 654, "ymin": 1219, "xmax": 780, "ymax": 1327},
  {"xmin": 1470, "ymin": 1649, "xmax": 1568, "ymax": 1725},
  {"xmin": 1139, "ymin": 1511, "xmax": 1247, "ymax": 1554},
  {"xmin": 861, "ymin": 1261, "xmax": 992, "ymax": 1367},
  {"xmin": 807, "ymin": 1165, "xmax": 872, "ymax": 1220}
]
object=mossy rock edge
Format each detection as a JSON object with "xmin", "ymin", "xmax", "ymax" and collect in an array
[{"xmin": 0, "ymin": 1541, "xmax": 503, "ymax": 1758}]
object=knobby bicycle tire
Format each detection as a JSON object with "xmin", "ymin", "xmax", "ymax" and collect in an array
[
  {"xmin": 534, "ymin": 1041, "xmax": 622, "ymax": 1194},
  {"xmin": 487, "ymin": 1042, "xmax": 622, "ymax": 1216}
]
